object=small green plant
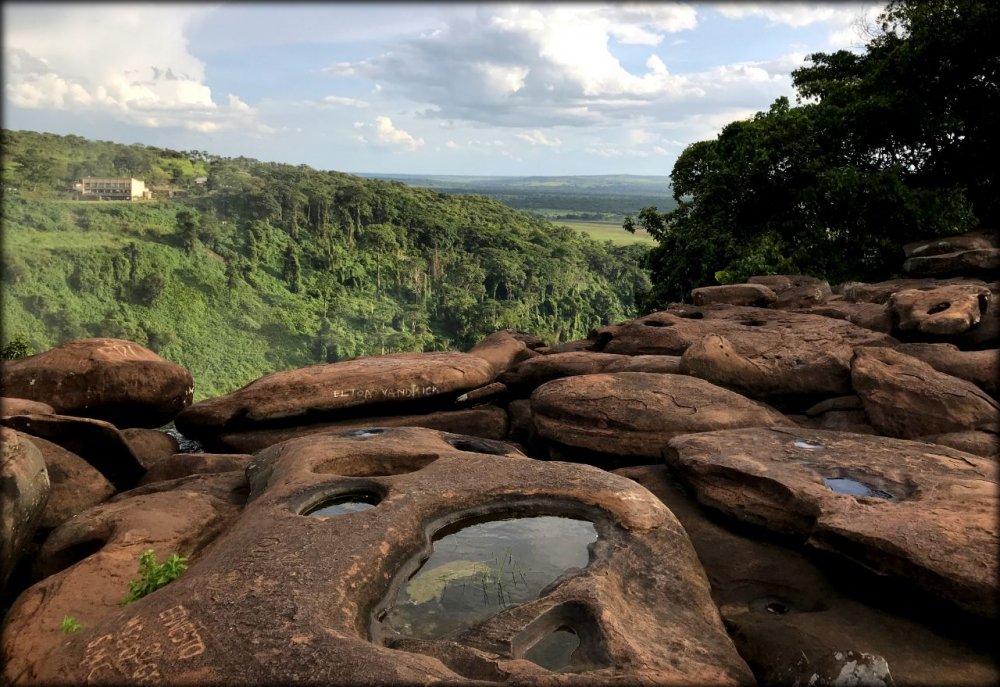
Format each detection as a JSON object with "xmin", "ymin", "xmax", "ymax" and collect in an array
[
  {"xmin": 1, "ymin": 335, "xmax": 32, "ymax": 360},
  {"xmin": 59, "ymin": 615, "xmax": 83, "ymax": 634},
  {"xmin": 122, "ymin": 549, "xmax": 187, "ymax": 605},
  {"xmin": 475, "ymin": 548, "xmax": 529, "ymax": 608}
]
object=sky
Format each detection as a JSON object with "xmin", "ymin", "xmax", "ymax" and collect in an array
[{"xmin": 2, "ymin": 2, "xmax": 884, "ymax": 177}]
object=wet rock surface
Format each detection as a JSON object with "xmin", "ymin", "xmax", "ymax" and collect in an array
[
  {"xmin": 531, "ymin": 372, "xmax": 786, "ymax": 459},
  {"xmin": 0, "ymin": 338, "xmax": 193, "ymax": 429},
  {"xmin": 665, "ymin": 426, "xmax": 999, "ymax": 618},
  {"xmin": 12, "ymin": 427, "xmax": 754, "ymax": 686},
  {"xmin": 616, "ymin": 466, "xmax": 998, "ymax": 687}
]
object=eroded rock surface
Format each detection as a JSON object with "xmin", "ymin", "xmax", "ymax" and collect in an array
[
  {"xmin": 665, "ymin": 426, "xmax": 999, "ymax": 618},
  {"xmin": 889, "ymin": 284, "xmax": 991, "ymax": 336},
  {"xmin": 531, "ymin": 372, "xmax": 786, "ymax": 459},
  {"xmin": 903, "ymin": 248, "xmax": 1000, "ymax": 277},
  {"xmin": 9, "ymin": 427, "xmax": 754, "ymax": 686},
  {"xmin": 852, "ymin": 347, "xmax": 999, "ymax": 438},
  {"xmin": 842, "ymin": 277, "xmax": 988, "ymax": 304},
  {"xmin": 747, "ymin": 275, "xmax": 831, "ymax": 309},
  {"xmin": 0, "ymin": 339, "xmax": 193, "ymax": 428},
  {"xmin": 1, "ymin": 474, "xmax": 246, "ymax": 684},
  {"xmin": 617, "ymin": 466, "xmax": 998, "ymax": 687}
]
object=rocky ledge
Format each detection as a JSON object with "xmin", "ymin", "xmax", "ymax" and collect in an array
[{"xmin": 1, "ymin": 229, "xmax": 997, "ymax": 685}]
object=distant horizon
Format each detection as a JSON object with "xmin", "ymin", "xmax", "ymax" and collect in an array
[{"xmin": 4, "ymin": 3, "xmax": 881, "ymax": 176}]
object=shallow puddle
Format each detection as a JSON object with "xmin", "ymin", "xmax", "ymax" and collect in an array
[
  {"xmin": 524, "ymin": 627, "xmax": 580, "ymax": 671},
  {"xmin": 823, "ymin": 477, "xmax": 894, "ymax": 500},
  {"xmin": 306, "ymin": 494, "xmax": 379, "ymax": 517},
  {"xmin": 383, "ymin": 515, "xmax": 598, "ymax": 640}
]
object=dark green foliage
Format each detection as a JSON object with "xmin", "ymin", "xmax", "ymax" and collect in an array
[
  {"xmin": 1, "ymin": 335, "xmax": 32, "ymax": 360},
  {"xmin": 2, "ymin": 129, "xmax": 650, "ymax": 399},
  {"xmin": 122, "ymin": 550, "xmax": 187, "ymax": 605},
  {"xmin": 628, "ymin": 0, "xmax": 992, "ymax": 307}
]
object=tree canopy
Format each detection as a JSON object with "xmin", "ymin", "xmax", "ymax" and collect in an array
[{"xmin": 627, "ymin": 0, "xmax": 996, "ymax": 307}]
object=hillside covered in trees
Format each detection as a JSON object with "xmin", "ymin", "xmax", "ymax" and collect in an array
[{"xmin": 1, "ymin": 130, "xmax": 651, "ymax": 398}]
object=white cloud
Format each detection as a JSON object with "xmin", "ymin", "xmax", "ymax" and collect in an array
[
  {"xmin": 327, "ymin": 4, "xmax": 703, "ymax": 127},
  {"xmin": 374, "ymin": 116, "xmax": 424, "ymax": 151},
  {"xmin": 515, "ymin": 129, "xmax": 561, "ymax": 147},
  {"xmin": 3, "ymin": 4, "xmax": 269, "ymax": 134},
  {"xmin": 322, "ymin": 95, "xmax": 370, "ymax": 108},
  {"xmin": 710, "ymin": 3, "xmax": 886, "ymax": 50},
  {"xmin": 445, "ymin": 140, "xmax": 459, "ymax": 149}
]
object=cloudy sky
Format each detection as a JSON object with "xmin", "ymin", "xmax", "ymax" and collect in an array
[{"xmin": 3, "ymin": 2, "xmax": 882, "ymax": 176}]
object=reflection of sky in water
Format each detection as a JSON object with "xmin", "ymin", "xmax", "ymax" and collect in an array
[
  {"xmin": 309, "ymin": 500, "xmax": 375, "ymax": 517},
  {"xmin": 386, "ymin": 516, "xmax": 597, "ymax": 640},
  {"xmin": 823, "ymin": 478, "xmax": 894, "ymax": 500}
]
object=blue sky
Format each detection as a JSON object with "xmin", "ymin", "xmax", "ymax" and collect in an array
[{"xmin": 3, "ymin": 2, "xmax": 883, "ymax": 176}]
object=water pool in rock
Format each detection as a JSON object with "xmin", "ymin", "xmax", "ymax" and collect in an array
[
  {"xmin": 523, "ymin": 627, "xmax": 581, "ymax": 671},
  {"xmin": 306, "ymin": 494, "xmax": 379, "ymax": 517},
  {"xmin": 823, "ymin": 477, "xmax": 895, "ymax": 500},
  {"xmin": 383, "ymin": 515, "xmax": 598, "ymax": 640}
]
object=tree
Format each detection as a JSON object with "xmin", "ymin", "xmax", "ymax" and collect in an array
[
  {"xmin": 176, "ymin": 210, "xmax": 200, "ymax": 255},
  {"xmin": 628, "ymin": 0, "xmax": 992, "ymax": 307}
]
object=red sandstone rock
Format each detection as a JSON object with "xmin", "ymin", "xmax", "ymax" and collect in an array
[
  {"xmin": 174, "ymin": 352, "xmax": 498, "ymax": 441},
  {"xmin": 691, "ymin": 283, "xmax": 777, "ymax": 307},
  {"xmin": 893, "ymin": 343, "xmax": 998, "ymax": 395},
  {"xmin": 211, "ymin": 405, "xmax": 509, "ymax": 454},
  {"xmin": 0, "ymin": 414, "xmax": 145, "ymax": 489},
  {"xmin": 0, "ymin": 338, "xmax": 193, "ymax": 428},
  {"xmin": 121, "ymin": 428, "xmax": 180, "ymax": 471},
  {"xmin": 665, "ymin": 426, "xmax": 999, "ymax": 619},
  {"xmin": 617, "ymin": 465, "xmax": 998, "ymax": 687},
  {"xmin": 890, "ymin": 284, "xmax": 990, "ymax": 336},
  {"xmin": 22, "ymin": 433, "xmax": 115, "ymax": 530},
  {"xmin": 531, "ymin": 372, "xmax": 786, "ymax": 459},
  {"xmin": 851, "ymin": 347, "xmax": 999, "ymax": 438},
  {"xmin": 1, "ymin": 428, "xmax": 49, "ymax": 589},
  {"xmin": 10, "ymin": 427, "xmax": 755, "ymax": 685},
  {"xmin": 138, "ymin": 453, "xmax": 252, "ymax": 486},
  {"xmin": 0, "ymin": 397, "xmax": 55, "ymax": 417}
]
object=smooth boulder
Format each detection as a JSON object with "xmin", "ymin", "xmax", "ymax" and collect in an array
[
  {"xmin": 175, "ymin": 352, "xmax": 498, "ymax": 441},
  {"xmin": 691, "ymin": 284, "xmax": 777, "ymax": 307},
  {"xmin": 1, "ymin": 428, "xmax": 50, "ymax": 589},
  {"xmin": 851, "ymin": 347, "xmax": 999, "ymax": 438},
  {"xmin": 0, "ymin": 338, "xmax": 193, "ymax": 428},
  {"xmin": 531, "ymin": 372, "xmax": 786, "ymax": 459},
  {"xmin": 24, "ymin": 433, "xmax": 116, "ymax": 530}
]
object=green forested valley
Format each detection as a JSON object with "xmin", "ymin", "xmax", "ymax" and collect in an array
[{"xmin": 1, "ymin": 129, "xmax": 651, "ymax": 399}]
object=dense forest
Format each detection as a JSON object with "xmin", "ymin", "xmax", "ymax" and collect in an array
[
  {"xmin": 1, "ymin": 130, "xmax": 650, "ymax": 399},
  {"xmin": 627, "ymin": 0, "xmax": 997, "ymax": 307}
]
